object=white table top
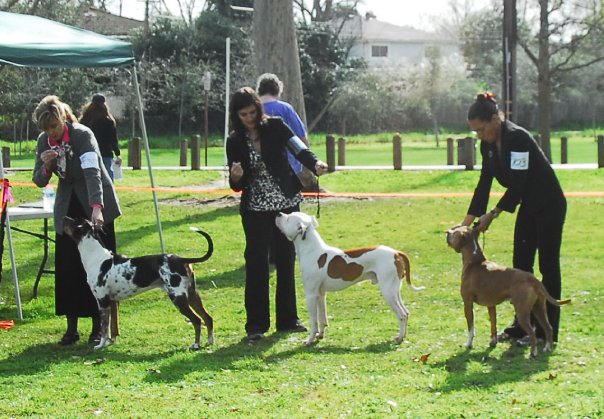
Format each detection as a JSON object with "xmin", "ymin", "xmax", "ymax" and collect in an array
[{"xmin": 7, "ymin": 202, "xmax": 53, "ymax": 221}]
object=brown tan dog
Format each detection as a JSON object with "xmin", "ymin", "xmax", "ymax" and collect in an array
[{"xmin": 446, "ymin": 225, "xmax": 570, "ymax": 358}]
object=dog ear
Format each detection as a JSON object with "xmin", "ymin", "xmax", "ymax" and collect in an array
[
  {"xmin": 311, "ymin": 216, "xmax": 319, "ymax": 229},
  {"xmin": 299, "ymin": 223, "xmax": 308, "ymax": 240},
  {"xmin": 63, "ymin": 217, "xmax": 75, "ymax": 235}
]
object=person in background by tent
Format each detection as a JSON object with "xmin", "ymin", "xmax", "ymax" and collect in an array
[
  {"xmin": 80, "ymin": 93, "xmax": 122, "ymax": 181},
  {"xmin": 32, "ymin": 95, "xmax": 121, "ymax": 346}
]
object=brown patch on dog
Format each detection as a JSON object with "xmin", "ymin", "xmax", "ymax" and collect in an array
[
  {"xmin": 318, "ymin": 253, "xmax": 327, "ymax": 269},
  {"xmin": 327, "ymin": 255, "xmax": 363, "ymax": 281},
  {"xmin": 394, "ymin": 253, "xmax": 405, "ymax": 278},
  {"xmin": 344, "ymin": 247, "xmax": 378, "ymax": 258}
]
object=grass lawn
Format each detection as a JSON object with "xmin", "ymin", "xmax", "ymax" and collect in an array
[
  {"xmin": 3, "ymin": 128, "xmax": 602, "ymax": 168},
  {"xmin": 0, "ymin": 168, "xmax": 603, "ymax": 417}
]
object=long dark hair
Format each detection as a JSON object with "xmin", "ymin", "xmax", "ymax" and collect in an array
[
  {"xmin": 467, "ymin": 92, "xmax": 499, "ymax": 122},
  {"xmin": 80, "ymin": 95, "xmax": 116, "ymax": 128},
  {"xmin": 229, "ymin": 87, "xmax": 265, "ymax": 136}
]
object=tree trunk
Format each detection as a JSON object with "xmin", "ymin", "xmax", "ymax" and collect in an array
[
  {"xmin": 253, "ymin": 0, "xmax": 307, "ymax": 126},
  {"xmin": 537, "ymin": 0, "xmax": 552, "ymax": 161}
]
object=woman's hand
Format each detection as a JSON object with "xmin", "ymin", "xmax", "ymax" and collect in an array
[
  {"xmin": 40, "ymin": 149, "xmax": 58, "ymax": 170},
  {"xmin": 476, "ymin": 211, "xmax": 496, "ymax": 232},
  {"xmin": 91, "ymin": 206, "xmax": 104, "ymax": 230},
  {"xmin": 114, "ymin": 156, "xmax": 123, "ymax": 166},
  {"xmin": 230, "ymin": 161, "xmax": 243, "ymax": 182},
  {"xmin": 315, "ymin": 161, "xmax": 328, "ymax": 176}
]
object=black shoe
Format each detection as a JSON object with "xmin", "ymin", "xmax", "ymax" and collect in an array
[
  {"xmin": 516, "ymin": 335, "xmax": 545, "ymax": 347},
  {"xmin": 246, "ymin": 333, "xmax": 264, "ymax": 342},
  {"xmin": 59, "ymin": 331, "xmax": 80, "ymax": 346},
  {"xmin": 278, "ymin": 322, "xmax": 308, "ymax": 333},
  {"xmin": 88, "ymin": 332, "xmax": 102, "ymax": 346},
  {"xmin": 499, "ymin": 325, "xmax": 527, "ymax": 341}
]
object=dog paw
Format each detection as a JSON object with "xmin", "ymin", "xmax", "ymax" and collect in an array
[
  {"xmin": 207, "ymin": 335, "xmax": 215, "ymax": 345},
  {"xmin": 305, "ymin": 336, "xmax": 317, "ymax": 346},
  {"xmin": 189, "ymin": 343, "xmax": 201, "ymax": 351}
]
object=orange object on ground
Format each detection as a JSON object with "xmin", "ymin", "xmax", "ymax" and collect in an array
[{"xmin": 0, "ymin": 320, "xmax": 15, "ymax": 330}]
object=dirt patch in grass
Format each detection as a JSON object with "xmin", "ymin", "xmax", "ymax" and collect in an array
[{"xmin": 159, "ymin": 179, "xmax": 373, "ymax": 208}]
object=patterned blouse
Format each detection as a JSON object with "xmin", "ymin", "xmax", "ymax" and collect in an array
[{"xmin": 245, "ymin": 138, "xmax": 301, "ymax": 212}]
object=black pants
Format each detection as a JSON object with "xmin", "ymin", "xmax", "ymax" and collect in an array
[
  {"xmin": 241, "ymin": 206, "xmax": 300, "ymax": 335},
  {"xmin": 512, "ymin": 197, "xmax": 567, "ymax": 341}
]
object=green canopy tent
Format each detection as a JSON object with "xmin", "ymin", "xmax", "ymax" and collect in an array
[{"xmin": 0, "ymin": 11, "xmax": 165, "ymax": 319}]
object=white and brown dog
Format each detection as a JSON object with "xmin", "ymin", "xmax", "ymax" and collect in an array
[
  {"xmin": 446, "ymin": 224, "xmax": 570, "ymax": 357},
  {"xmin": 275, "ymin": 211, "xmax": 424, "ymax": 345},
  {"xmin": 63, "ymin": 217, "xmax": 214, "ymax": 350}
]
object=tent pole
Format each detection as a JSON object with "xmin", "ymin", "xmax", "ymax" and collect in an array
[
  {"xmin": 223, "ymin": 37, "xmax": 230, "ymax": 168},
  {"xmin": 0, "ymin": 158, "xmax": 23, "ymax": 320},
  {"xmin": 132, "ymin": 65, "xmax": 165, "ymax": 253}
]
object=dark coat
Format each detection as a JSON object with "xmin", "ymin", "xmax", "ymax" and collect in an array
[
  {"xmin": 226, "ymin": 117, "xmax": 319, "ymax": 212},
  {"xmin": 468, "ymin": 120, "xmax": 565, "ymax": 216}
]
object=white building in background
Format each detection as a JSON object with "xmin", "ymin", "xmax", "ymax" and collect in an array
[{"xmin": 337, "ymin": 14, "xmax": 459, "ymax": 68}]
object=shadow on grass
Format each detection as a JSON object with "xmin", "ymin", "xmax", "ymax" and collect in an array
[
  {"xmin": 141, "ymin": 335, "xmax": 400, "ymax": 384},
  {"xmin": 0, "ymin": 341, "xmax": 181, "ymax": 378},
  {"xmin": 429, "ymin": 343, "xmax": 553, "ymax": 393}
]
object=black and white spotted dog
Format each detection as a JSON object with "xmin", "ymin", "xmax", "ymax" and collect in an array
[{"xmin": 63, "ymin": 216, "xmax": 214, "ymax": 350}]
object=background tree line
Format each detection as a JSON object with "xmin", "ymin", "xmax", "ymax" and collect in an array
[{"xmin": 0, "ymin": 0, "xmax": 603, "ymax": 143}]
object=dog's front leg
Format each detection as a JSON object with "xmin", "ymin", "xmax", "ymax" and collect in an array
[
  {"xmin": 95, "ymin": 306, "xmax": 113, "ymax": 350},
  {"xmin": 463, "ymin": 301, "xmax": 475, "ymax": 349},
  {"xmin": 487, "ymin": 306, "xmax": 498, "ymax": 347},
  {"xmin": 317, "ymin": 291, "xmax": 328, "ymax": 339},
  {"xmin": 305, "ymin": 293, "xmax": 320, "ymax": 345}
]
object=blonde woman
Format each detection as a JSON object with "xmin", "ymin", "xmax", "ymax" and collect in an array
[{"xmin": 32, "ymin": 95, "xmax": 121, "ymax": 346}]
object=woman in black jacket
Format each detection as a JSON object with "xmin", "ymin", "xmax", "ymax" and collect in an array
[
  {"xmin": 461, "ymin": 92, "xmax": 567, "ymax": 345},
  {"xmin": 227, "ymin": 87, "xmax": 328, "ymax": 341},
  {"xmin": 80, "ymin": 94, "xmax": 121, "ymax": 181}
]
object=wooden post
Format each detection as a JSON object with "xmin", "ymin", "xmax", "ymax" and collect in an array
[
  {"xmin": 456, "ymin": 138, "xmax": 465, "ymax": 165},
  {"xmin": 2, "ymin": 147, "xmax": 10, "ymax": 168},
  {"xmin": 337, "ymin": 137, "xmax": 346, "ymax": 166},
  {"xmin": 560, "ymin": 136, "xmax": 568, "ymax": 164},
  {"xmin": 598, "ymin": 135, "xmax": 604, "ymax": 168},
  {"xmin": 446, "ymin": 137, "xmax": 454, "ymax": 165},
  {"xmin": 180, "ymin": 139, "xmax": 188, "ymax": 166},
  {"xmin": 463, "ymin": 137, "xmax": 475, "ymax": 170},
  {"xmin": 191, "ymin": 134, "xmax": 200, "ymax": 170},
  {"xmin": 0, "ymin": 147, "xmax": 10, "ymax": 168},
  {"xmin": 393, "ymin": 133, "xmax": 402, "ymax": 170},
  {"xmin": 129, "ymin": 137, "xmax": 142, "ymax": 170},
  {"xmin": 326, "ymin": 135, "xmax": 336, "ymax": 172}
]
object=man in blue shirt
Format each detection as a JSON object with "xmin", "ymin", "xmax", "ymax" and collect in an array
[{"xmin": 256, "ymin": 73, "xmax": 310, "ymax": 178}]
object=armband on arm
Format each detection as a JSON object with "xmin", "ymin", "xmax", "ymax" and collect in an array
[{"xmin": 286, "ymin": 136, "xmax": 308, "ymax": 155}]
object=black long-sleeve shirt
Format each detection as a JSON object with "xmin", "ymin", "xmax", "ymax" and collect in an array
[
  {"xmin": 87, "ymin": 117, "xmax": 120, "ymax": 158},
  {"xmin": 468, "ymin": 120, "xmax": 564, "ymax": 216}
]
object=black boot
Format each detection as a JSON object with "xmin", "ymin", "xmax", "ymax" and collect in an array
[
  {"xmin": 88, "ymin": 315, "xmax": 102, "ymax": 346},
  {"xmin": 59, "ymin": 316, "xmax": 80, "ymax": 345}
]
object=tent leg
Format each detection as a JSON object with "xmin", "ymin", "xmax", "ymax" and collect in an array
[{"xmin": 132, "ymin": 65, "xmax": 165, "ymax": 253}]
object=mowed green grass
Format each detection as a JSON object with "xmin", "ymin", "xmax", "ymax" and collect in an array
[
  {"xmin": 0, "ymin": 169, "xmax": 603, "ymax": 417},
  {"xmin": 3, "ymin": 128, "xmax": 602, "ymax": 168}
]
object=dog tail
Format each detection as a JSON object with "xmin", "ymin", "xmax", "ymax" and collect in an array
[
  {"xmin": 178, "ymin": 227, "xmax": 214, "ymax": 264},
  {"xmin": 539, "ymin": 282, "xmax": 571, "ymax": 306},
  {"xmin": 397, "ymin": 251, "xmax": 425, "ymax": 291}
]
